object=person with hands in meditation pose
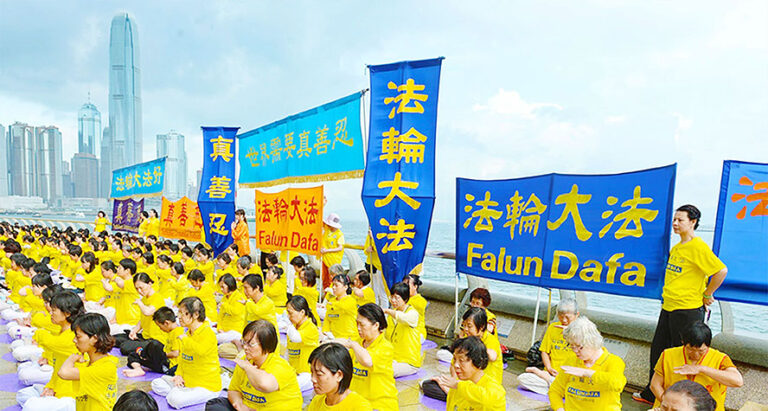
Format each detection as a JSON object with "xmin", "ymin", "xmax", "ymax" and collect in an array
[{"xmin": 435, "ymin": 336, "xmax": 506, "ymax": 411}]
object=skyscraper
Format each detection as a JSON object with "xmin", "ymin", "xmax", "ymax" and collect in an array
[
  {"xmin": 156, "ymin": 130, "xmax": 187, "ymax": 200},
  {"xmin": 78, "ymin": 100, "xmax": 102, "ymax": 157},
  {"xmin": 8, "ymin": 122, "xmax": 36, "ymax": 196},
  {"xmin": 35, "ymin": 126, "xmax": 63, "ymax": 205},
  {"xmin": 0, "ymin": 124, "xmax": 8, "ymax": 196},
  {"xmin": 104, "ymin": 12, "xmax": 142, "ymax": 190},
  {"xmin": 72, "ymin": 153, "xmax": 99, "ymax": 198}
]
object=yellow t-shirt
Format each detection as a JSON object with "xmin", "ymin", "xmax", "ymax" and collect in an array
[
  {"xmin": 188, "ymin": 284, "xmax": 218, "ymax": 323},
  {"xmin": 410, "ymin": 293, "xmax": 428, "ymax": 339},
  {"xmin": 354, "ymin": 286, "xmax": 376, "ymax": 307},
  {"xmin": 287, "ymin": 319, "xmax": 319, "ymax": 374},
  {"xmin": 168, "ymin": 275, "xmax": 192, "ymax": 305},
  {"xmin": 83, "ymin": 267, "xmax": 106, "ymax": 302},
  {"xmin": 481, "ymin": 331, "xmax": 503, "ymax": 385},
  {"xmin": 264, "ymin": 277, "xmax": 288, "ymax": 314},
  {"xmin": 74, "ymin": 355, "xmax": 119, "ymax": 410},
  {"xmin": 363, "ymin": 233, "xmax": 381, "ymax": 270},
  {"xmin": 218, "ymin": 290, "xmax": 247, "ymax": 333},
  {"xmin": 245, "ymin": 295, "xmax": 278, "ymax": 332},
  {"xmin": 540, "ymin": 322, "xmax": 575, "ymax": 371},
  {"xmin": 140, "ymin": 292, "xmax": 167, "ymax": 344},
  {"xmin": 386, "ymin": 305, "xmax": 423, "ymax": 367},
  {"xmin": 183, "ymin": 258, "xmax": 197, "ymax": 273},
  {"xmin": 114, "ymin": 278, "xmax": 141, "ymax": 325},
  {"xmin": 350, "ymin": 333, "xmax": 398, "ymax": 411},
  {"xmin": 197, "ymin": 260, "xmax": 215, "ymax": 283},
  {"xmin": 178, "ymin": 323, "xmax": 221, "ymax": 392},
  {"xmin": 324, "ymin": 294, "xmax": 357, "ymax": 339},
  {"xmin": 662, "ymin": 237, "xmax": 726, "ymax": 311},
  {"xmin": 31, "ymin": 311, "xmax": 59, "ymax": 334},
  {"xmin": 321, "ymin": 229, "xmax": 344, "ymax": 266},
  {"xmin": 548, "ymin": 347, "xmax": 627, "ymax": 411},
  {"xmin": 94, "ymin": 217, "xmax": 110, "ymax": 233},
  {"xmin": 229, "ymin": 352, "xmax": 302, "ymax": 409},
  {"xmin": 447, "ymin": 373, "xmax": 507, "ymax": 411},
  {"xmin": 155, "ymin": 267, "xmax": 173, "ymax": 300},
  {"xmin": 654, "ymin": 346, "xmax": 734, "ymax": 411},
  {"xmin": 164, "ymin": 326, "xmax": 185, "ymax": 369},
  {"xmin": 294, "ymin": 284, "xmax": 320, "ymax": 320},
  {"xmin": 307, "ymin": 391, "xmax": 372, "ymax": 410},
  {"xmin": 37, "ymin": 327, "xmax": 78, "ymax": 397}
]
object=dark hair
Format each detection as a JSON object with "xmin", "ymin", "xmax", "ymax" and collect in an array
[
  {"xmin": 665, "ymin": 380, "xmax": 716, "ymax": 411},
  {"xmin": 32, "ymin": 262, "xmax": 52, "ymax": 275},
  {"xmin": 142, "ymin": 252, "xmax": 154, "ymax": 265},
  {"xmin": 391, "ymin": 282, "xmax": 410, "ymax": 303},
  {"xmin": 265, "ymin": 253, "xmax": 279, "ymax": 265},
  {"xmin": 308, "ymin": 342, "xmax": 353, "ymax": 394},
  {"xmin": 218, "ymin": 273, "xmax": 237, "ymax": 293},
  {"xmin": 10, "ymin": 252, "xmax": 26, "ymax": 267},
  {"xmin": 357, "ymin": 303, "xmax": 387, "ymax": 332},
  {"xmin": 450, "ymin": 336, "xmax": 489, "ymax": 370},
  {"xmin": 288, "ymin": 295, "xmax": 317, "ymax": 325},
  {"xmin": 100, "ymin": 260, "xmax": 116, "ymax": 273},
  {"xmin": 187, "ymin": 269, "xmax": 205, "ymax": 282},
  {"xmin": 228, "ymin": 243, "xmax": 239, "ymax": 254},
  {"xmin": 216, "ymin": 252, "xmax": 232, "ymax": 265},
  {"xmin": 181, "ymin": 246, "xmax": 194, "ymax": 258},
  {"xmin": 242, "ymin": 273, "xmax": 264, "ymax": 292},
  {"xmin": 68, "ymin": 244, "xmax": 83, "ymax": 258},
  {"xmin": 113, "ymin": 389, "xmax": 159, "ymax": 411},
  {"xmin": 20, "ymin": 257, "xmax": 35, "ymax": 271},
  {"xmin": 178, "ymin": 296, "xmax": 206, "ymax": 322},
  {"xmin": 81, "ymin": 252, "xmax": 98, "ymax": 273},
  {"xmin": 303, "ymin": 266, "xmax": 317, "ymax": 287},
  {"xmin": 31, "ymin": 273, "xmax": 54, "ymax": 288},
  {"xmin": 355, "ymin": 270, "xmax": 371, "ymax": 286},
  {"xmin": 470, "ymin": 288, "xmax": 492, "ymax": 307},
  {"xmin": 462, "ymin": 307, "xmax": 488, "ymax": 332},
  {"xmin": 243, "ymin": 320, "xmax": 278, "ymax": 353},
  {"xmin": 407, "ymin": 274, "xmax": 422, "ymax": 290},
  {"xmin": 269, "ymin": 265, "xmax": 283, "ymax": 279},
  {"xmin": 169, "ymin": 243, "xmax": 179, "ymax": 253},
  {"xmin": 171, "ymin": 262, "xmax": 185, "ymax": 276},
  {"xmin": 42, "ymin": 284, "xmax": 64, "ymax": 304},
  {"xmin": 133, "ymin": 272, "xmax": 154, "ymax": 285},
  {"xmin": 141, "ymin": 211, "xmax": 149, "ymax": 218},
  {"xmin": 72, "ymin": 313, "xmax": 115, "ymax": 354},
  {"xmin": 153, "ymin": 306, "xmax": 177, "ymax": 324},
  {"xmin": 50, "ymin": 290, "xmax": 85, "ymax": 324},
  {"xmin": 197, "ymin": 247, "xmax": 211, "ymax": 259},
  {"xmin": 680, "ymin": 321, "xmax": 712, "ymax": 347},
  {"xmin": 97, "ymin": 211, "xmax": 105, "ymax": 218},
  {"xmin": 676, "ymin": 204, "xmax": 701, "ymax": 230},
  {"xmin": 332, "ymin": 274, "xmax": 352, "ymax": 295},
  {"xmin": 119, "ymin": 259, "xmax": 137, "ymax": 275},
  {"xmin": 157, "ymin": 254, "xmax": 172, "ymax": 266},
  {"xmin": 290, "ymin": 255, "xmax": 306, "ymax": 268},
  {"xmin": 235, "ymin": 209, "xmax": 247, "ymax": 223}
]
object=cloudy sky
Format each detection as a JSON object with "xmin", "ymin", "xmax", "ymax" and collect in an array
[{"xmin": 1, "ymin": 1, "xmax": 766, "ymax": 224}]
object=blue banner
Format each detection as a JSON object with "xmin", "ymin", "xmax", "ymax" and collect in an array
[
  {"xmin": 198, "ymin": 126, "xmax": 239, "ymax": 257},
  {"xmin": 713, "ymin": 160, "xmax": 768, "ymax": 306},
  {"xmin": 456, "ymin": 165, "xmax": 676, "ymax": 299},
  {"xmin": 110, "ymin": 157, "xmax": 166, "ymax": 199},
  {"xmin": 112, "ymin": 198, "xmax": 144, "ymax": 233},
  {"xmin": 362, "ymin": 58, "xmax": 443, "ymax": 289},
  {"xmin": 237, "ymin": 92, "xmax": 365, "ymax": 188}
]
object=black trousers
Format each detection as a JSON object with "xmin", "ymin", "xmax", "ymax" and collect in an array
[
  {"xmin": 205, "ymin": 397, "xmax": 236, "ymax": 411},
  {"xmin": 641, "ymin": 306, "xmax": 705, "ymax": 401},
  {"xmin": 115, "ymin": 332, "xmax": 171, "ymax": 374}
]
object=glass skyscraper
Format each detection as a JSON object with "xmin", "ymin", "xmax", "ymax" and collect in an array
[
  {"xmin": 77, "ymin": 101, "xmax": 101, "ymax": 157},
  {"xmin": 156, "ymin": 130, "xmax": 187, "ymax": 200}
]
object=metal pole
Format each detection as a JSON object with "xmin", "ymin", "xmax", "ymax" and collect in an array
[
  {"xmin": 455, "ymin": 272, "xmax": 460, "ymax": 336},
  {"xmin": 531, "ymin": 287, "xmax": 542, "ymax": 347}
]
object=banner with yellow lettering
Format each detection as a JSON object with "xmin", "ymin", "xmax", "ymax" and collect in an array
[
  {"xmin": 456, "ymin": 165, "xmax": 676, "ymax": 300},
  {"xmin": 159, "ymin": 197, "xmax": 204, "ymax": 242},
  {"xmin": 254, "ymin": 186, "xmax": 323, "ymax": 256}
]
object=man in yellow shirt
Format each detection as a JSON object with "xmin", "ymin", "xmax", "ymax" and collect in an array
[
  {"xmin": 636, "ymin": 205, "xmax": 728, "ymax": 405},
  {"xmin": 320, "ymin": 213, "xmax": 344, "ymax": 290}
]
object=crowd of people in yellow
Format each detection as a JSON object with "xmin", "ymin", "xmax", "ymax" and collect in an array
[{"xmin": 0, "ymin": 203, "xmax": 745, "ymax": 411}]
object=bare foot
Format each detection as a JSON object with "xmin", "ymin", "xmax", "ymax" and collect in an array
[
  {"xmin": 122, "ymin": 368, "xmax": 146, "ymax": 377},
  {"xmin": 525, "ymin": 366, "xmax": 538, "ymax": 373}
]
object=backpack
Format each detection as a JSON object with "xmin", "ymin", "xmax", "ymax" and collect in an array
[{"xmin": 526, "ymin": 340, "xmax": 544, "ymax": 368}]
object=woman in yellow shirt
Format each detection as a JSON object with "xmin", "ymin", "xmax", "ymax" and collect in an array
[
  {"xmin": 117, "ymin": 273, "xmax": 167, "ymax": 365},
  {"xmin": 187, "ymin": 269, "xmax": 218, "ymax": 324},
  {"xmin": 436, "ymin": 336, "xmax": 507, "ymax": 411},
  {"xmin": 322, "ymin": 274, "xmax": 357, "ymax": 340},
  {"xmin": 549, "ymin": 317, "xmax": 627, "ymax": 411},
  {"xmin": 285, "ymin": 295, "xmax": 319, "ymax": 392},
  {"xmin": 406, "ymin": 274, "xmax": 428, "ymax": 341},
  {"xmin": 155, "ymin": 254, "xmax": 174, "ymax": 303},
  {"xmin": 242, "ymin": 274, "xmax": 278, "ymax": 332},
  {"xmin": 58, "ymin": 312, "xmax": 119, "ymax": 410},
  {"xmin": 80, "ymin": 252, "xmax": 104, "ymax": 304},
  {"xmin": 351, "ymin": 270, "xmax": 376, "ymax": 307},
  {"xmin": 138, "ymin": 211, "xmax": 150, "ymax": 238},
  {"xmin": 384, "ymin": 282, "xmax": 423, "ymax": 378},
  {"xmin": 294, "ymin": 266, "xmax": 320, "ymax": 321},
  {"xmin": 337, "ymin": 303, "xmax": 398, "ymax": 410},
  {"xmin": 94, "ymin": 211, "xmax": 110, "ymax": 233},
  {"xmin": 307, "ymin": 342, "xmax": 372, "ymax": 410},
  {"xmin": 16, "ymin": 291, "xmax": 85, "ymax": 407},
  {"xmin": 168, "ymin": 262, "xmax": 190, "ymax": 305},
  {"xmin": 151, "ymin": 296, "xmax": 222, "ymax": 409},
  {"xmin": 148, "ymin": 209, "xmax": 160, "ymax": 238},
  {"xmin": 206, "ymin": 320, "xmax": 302, "ymax": 410},
  {"xmin": 264, "ymin": 265, "xmax": 288, "ymax": 315},
  {"xmin": 216, "ymin": 273, "xmax": 247, "ymax": 344},
  {"xmin": 107, "ymin": 259, "xmax": 141, "ymax": 335}
]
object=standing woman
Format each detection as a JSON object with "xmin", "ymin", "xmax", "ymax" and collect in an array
[
  {"xmin": 285, "ymin": 295, "xmax": 319, "ymax": 392},
  {"xmin": 138, "ymin": 211, "xmax": 150, "ymax": 238},
  {"xmin": 151, "ymin": 297, "xmax": 222, "ymax": 409},
  {"xmin": 306, "ymin": 343, "xmax": 372, "ymax": 410},
  {"xmin": 148, "ymin": 209, "xmax": 161, "ymax": 239},
  {"xmin": 336, "ymin": 303, "xmax": 398, "ymax": 411},
  {"xmin": 231, "ymin": 209, "xmax": 251, "ymax": 257},
  {"xmin": 94, "ymin": 211, "xmax": 110, "ymax": 234},
  {"xmin": 635, "ymin": 205, "xmax": 728, "ymax": 405},
  {"xmin": 322, "ymin": 275, "xmax": 357, "ymax": 341}
]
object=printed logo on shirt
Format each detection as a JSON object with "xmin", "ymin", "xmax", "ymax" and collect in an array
[
  {"xmin": 242, "ymin": 391, "xmax": 266, "ymax": 404},
  {"xmin": 353, "ymin": 367, "xmax": 368, "ymax": 377},
  {"xmin": 288, "ymin": 349, "xmax": 300, "ymax": 357},
  {"xmin": 567, "ymin": 386, "xmax": 601, "ymax": 398},
  {"xmin": 328, "ymin": 314, "xmax": 339, "ymax": 318},
  {"xmin": 666, "ymin": 263, "xmax": 682, "ymax": 273},
  {"xmin": 181, "ymin": 353, "xmax": 194, "ymax": 361}
]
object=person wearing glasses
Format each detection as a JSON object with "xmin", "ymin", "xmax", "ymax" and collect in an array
[
  {"xmin": 548, "ymin": 317, "xmax": 626, "ymax": 411},
  {"xmin": 151, "ymin": 297, "xmax": 222, "ymax": 409},
  {"xmin": 206, "ymin": 320, "xmax": 302, "ymax": 410}
]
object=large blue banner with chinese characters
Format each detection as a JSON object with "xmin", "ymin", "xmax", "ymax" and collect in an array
[
  {"xmin": 110, "ymin": 157, "xmax": 166, "ymax": 199},
  {"xmin": 456, "ymin": 165, "xmax": 676, "ymax": 299},
  {"xmin": 198, "ymin": 126, "xmax": 239, "ymax": 257},
  {"xmin": 713, "ymin": 160, "xmax": 768, "ymax": 306},
  {"xmin": 237, "ymin": 92, "xmax": 365, "ymax": 188},
  {"xmin": 362, "ymin": 58, "xmax": 443, "ymax": 289},
  {"xmin": 112, "ymin": 198, "xmax": 144, "ymax": 233}
]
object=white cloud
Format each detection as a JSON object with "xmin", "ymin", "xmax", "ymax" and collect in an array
[
  {"xmin": 709, "ymin": 0, "xmax": 768, "ymax": 51},
  {"xmin": 473, "ymin": 89, "xmax": 562, "ymax": 119},
  {"xmin": 672, "ymin": 112, "xmax": 693, "ymax": 145},
  {"xmin": 604, "ymin": 115, "xmax": 626, "ymax": 124}
]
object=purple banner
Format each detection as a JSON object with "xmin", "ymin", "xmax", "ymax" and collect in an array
[{"xmin": 112, "ymin": 198, "xmax": 145, "ymax": 233}]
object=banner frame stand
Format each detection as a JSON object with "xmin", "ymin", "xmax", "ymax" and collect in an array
[
  {"xmin": 531, "ymin": 287, "xmax": 542, "ymax": 347},
  {"xmin": 454, "ymin": 272, "xmax": 460, "ymax": 338}
]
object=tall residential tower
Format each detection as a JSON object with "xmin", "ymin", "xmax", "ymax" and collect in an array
[{"xmin": 156, "ymin": 130, "xmax": 187, "ymax": 200}]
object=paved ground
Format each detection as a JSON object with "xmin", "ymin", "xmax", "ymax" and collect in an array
[{"xmin": 0, "ymin": 324, "xmax": 650, "ymax": 410}]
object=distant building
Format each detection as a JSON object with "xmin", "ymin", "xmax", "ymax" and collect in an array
[
  {"xmin": 0, "ymin": 124, "xmax": 8, "ymax": 196},
  {"xmin": 62, "ymin": 160, "xmax": 73, "ymax": 198},
  {"xmin": 7, "ymin": 123, "xmax": 64, "ymax": 205},
  {"xmin": 72, "ymin": 153, "xmax": 99, "ymax": 198},
  {"xmin": 156, "ymin": 130, "xmax": 187, "ymax": 200},
  {"xmin": 78, "ymin": 101, "xmax": 102, "ymax": 157},
  {"xmin": 99, "ymin": 126, "xmax": 112, "ymax": 198},
  {"xmin": 35, "ymin": 126, "xmax": 64, "ymax": 205},
  {"xmin": 188, "ymin": 168, "xmax": 203, "ymax": 201}
]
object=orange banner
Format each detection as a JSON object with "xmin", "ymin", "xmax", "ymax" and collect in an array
[
  {"xmin": 254, "ymin": 186, "xmax": 323, "ymax": 256},
  {"xmin": 159, "ymin": 197, "xmax": 204, "ymax": 242}
]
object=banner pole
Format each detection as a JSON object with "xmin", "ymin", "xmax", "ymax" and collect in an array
[
  {"xmin": 454, "ymin": 272, "xmax": 459, "ymax": 337},
  {"xmin": 546, "ymin": 288, "xmax": 552, "ymax": 329},
  {"xmin": 531, "ymin": 287, "xmax": 542, "ymax": 347}
]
